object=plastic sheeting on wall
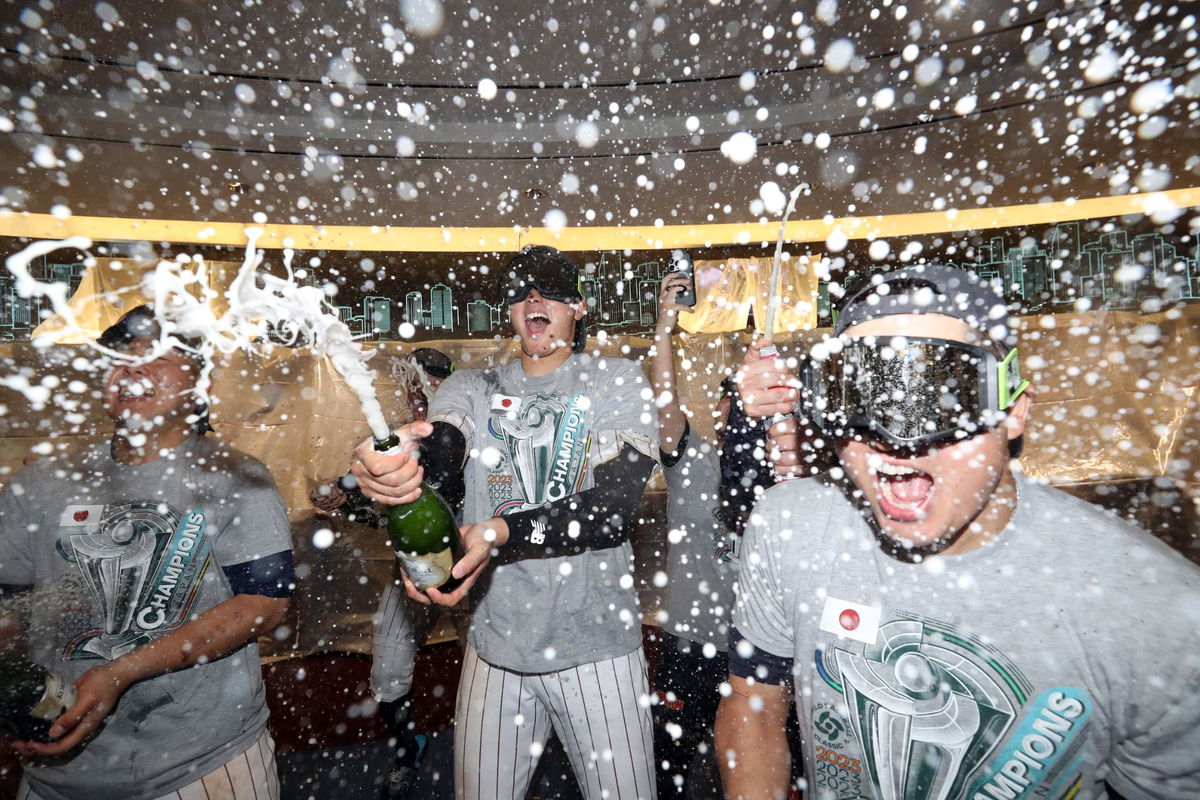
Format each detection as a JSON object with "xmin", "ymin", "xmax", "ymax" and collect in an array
[{"xmin": 675, "ymin": 256, "xmax": 819, "ymax": 336}]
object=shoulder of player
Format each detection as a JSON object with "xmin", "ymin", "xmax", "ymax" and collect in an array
[
  {"xmin": 758, "ymin": 476, "xmax": 847, "ymax": 513},
  {"xmin": 3, "ymin": 440, "xmax": 107, "ymax": 493},
  {"xmin": 573, "ymin": 352, "xmax": 644, "ymax": 381},
  {"xmin": 436, "ymin": 365, "xmax": 488, "ymax": 390},
  {"xmin": 1018, "ymin": 475, "xmax": 1200, "ymax": 588},
  {"xmin": 181, "ymin": 437, "xmax": 277, "ymax": 485},
  {"xmin": 745, "ymin": 477, "xmax": 849, "ymax": 549}
]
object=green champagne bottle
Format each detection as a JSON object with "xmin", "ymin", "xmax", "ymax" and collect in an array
[
  {"xmin": 375, "ymin": 434, "xmax": 464, "ymax": 593},
  {"xmin": 0, "ymin": 655, "xmax": 76, "ymax": 742}
]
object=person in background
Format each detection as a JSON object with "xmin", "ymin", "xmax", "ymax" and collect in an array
[
  {"xmin": 311, "ymin": 346, "xmax": 455, "ymax": 800},
  {"xmin": 648, "ymin": 268, "xmax": 739, "ymax": 798},
  {"xmin": 0, "ymin": 305, "xmax": 293, "ymax": 800},
  {"xmin": 352, "ymin": 245, "xmax": 660, "ymax": 800},
  {"xmin": 716, "ymin": 265, "xmax": 1200, "ymax": 800},
  {"xmin": 650, "ymin": 266, "xmax": 800, "ymax": 799}
]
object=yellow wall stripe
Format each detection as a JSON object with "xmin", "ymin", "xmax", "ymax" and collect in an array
[{"xmin": 0, "ymin": 188, "xmax": 1196, "ymax": 252}]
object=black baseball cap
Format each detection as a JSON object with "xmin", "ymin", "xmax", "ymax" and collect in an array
[
  {"xmin": 98, "ymin": 305, "xmax": 205, "ymax": 356},
  {"xmin": 411, "ymin": 347, "xmax": 454, "ymax": 379},
  {"xmin": 498, "ymin": 245, "xmax": 583, "ymax": 306},
  {"xmin": 836, "ymin": 264, "xmax": 1012, "ymax": 350}
]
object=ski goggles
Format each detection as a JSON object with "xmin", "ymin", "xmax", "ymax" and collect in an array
[
  {"xmin": 498, "ymin": 247, "xmax": 583, "ymax": 306},
  {"xmin": 800, "ymin": 336, "xmax": 1030, "ymax": 449}
]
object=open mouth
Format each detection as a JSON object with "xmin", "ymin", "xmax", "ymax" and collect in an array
[
  {"xmin": 525, "ymin": 311, "xmax": 550, "ymax": 338},
  {"xmin": 117, "ymin": 379, "xmax": 155, "ymax": 401},
  {"xmin": 873, "ymin": 461, "xmax": 935, "ymax": 522}
]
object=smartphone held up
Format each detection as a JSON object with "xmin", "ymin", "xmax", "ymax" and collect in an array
[{"xmin": 669, "ymin": 249, "xmax": 696, "ymax": 307}]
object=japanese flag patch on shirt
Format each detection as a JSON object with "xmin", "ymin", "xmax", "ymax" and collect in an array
[
  {"xmin": 59, "ymin": 504, "xmax": 104, "ymax": 528},
  {"xmin": 819, "ymin": 595, "xmax": 881, "ymax": 645},
  {"xmin": 490, "ymin": 394, "xmax": 522, "ymax": 415}
]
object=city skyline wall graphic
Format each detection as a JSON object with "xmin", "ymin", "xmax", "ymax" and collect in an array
[{"xmin": 2, "ymin": 214, "xmax": 1197, "ymax": 342}]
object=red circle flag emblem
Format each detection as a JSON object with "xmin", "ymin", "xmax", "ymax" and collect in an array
[
  {"xmin": 501, "ymin": 398, "xmax": 512, "ymax": 408},
  {"xmin": 838, "ymin": 609, "xmax": 861, "ymax": 631},
  {"xmin": 73, "ymin": 510, "xmax": 89, "ymax": 522}
]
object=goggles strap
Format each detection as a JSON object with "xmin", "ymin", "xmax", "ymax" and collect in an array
[{"xmin": 997, "ymin": 347, "xmax": 1031, "ymax": 410}]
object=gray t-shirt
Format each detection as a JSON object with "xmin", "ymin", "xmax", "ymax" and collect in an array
[
  {"xmin": 429, "ymin": 353, "xmax": 656, "ymax": 672},
  {"xmin": 0, "ymin": 436, "xmax": 292, "ymax": 800},
  {"xmin": 661, "ymin": 426, "xmax": 736, "ymax": 652},
  {"xmin": 735, "ymin": 472, "xmax": 1200, "ymax": 800}
]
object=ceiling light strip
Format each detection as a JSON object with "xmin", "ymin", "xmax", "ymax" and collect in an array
[{"xmin": 0, "ymin": 188, "xmax": 1195, "ymax": 253}]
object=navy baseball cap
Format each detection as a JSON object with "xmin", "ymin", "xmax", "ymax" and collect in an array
[
  {"xmin": 836, "ymin": 264, "xmax": 1012, "ymax": 350},
  {"xmin": 411, "ymin": 347, "xmax": 454, "ymax": 379}
]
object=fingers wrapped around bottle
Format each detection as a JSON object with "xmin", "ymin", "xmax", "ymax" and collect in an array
[
  {"xmin": 351, "ymin": 422, "xmax": 433, "ymax": 505},
  {"xmin": 402, "ymin": 517, "xmax": 508, "ymax": 607}
]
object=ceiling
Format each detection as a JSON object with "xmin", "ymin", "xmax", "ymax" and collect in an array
[{"xmin": 0, "ymin": 0, "xmax": 1195, "ymax": 239}]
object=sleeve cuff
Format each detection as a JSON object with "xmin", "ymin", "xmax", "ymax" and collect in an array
[
  {"xmin": 223, "ymin": 550, "xmax": 295, "ymax": 598},
  {"xmin": 728, "ymin": 626, "xmax": 793, "ymax": 685}
]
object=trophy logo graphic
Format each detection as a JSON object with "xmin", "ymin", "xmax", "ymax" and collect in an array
[
  {"xmin": 64, "ymin": 502, "xmax": 210, "ymax": 660},
  {"xmin": 831, "ymin": 619, "xmax": 1017, "ymax": 800},
  {"xmin": 495, "ymin": 393, "xmax": 568, "ymax": 507}
]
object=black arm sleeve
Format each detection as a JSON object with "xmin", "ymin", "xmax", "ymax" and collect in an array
[
  {"xmin": 659, "ymin": 421, "xmax": 690, "ymax": 469},
  {"xmin": 719, "ymin": 398, "xmax": 772, "ymax": 536},
  {"xmin": 492, "ymin": 445, "xmax": 656, "ymax": 564},
  {"xmin": 222, "ymin": 551, "xmax": 295, "ymax": 598},
  {"xmin": 417, "ymin": 421, "xmax": 468, "ymax": 514}
]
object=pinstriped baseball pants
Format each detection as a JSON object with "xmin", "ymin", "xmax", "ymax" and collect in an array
[
  {"xmin": 18, "ymin": 729, "xmax": 279, "ymax": 800},
  {"xmin": 454, "ymin": 644, "xmax": 657, "ymax": 800}
]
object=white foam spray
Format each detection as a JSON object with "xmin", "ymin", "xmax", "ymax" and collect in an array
[{"xmin": 5, "ymin": 229, "xmax": 393, "ymax": 441}]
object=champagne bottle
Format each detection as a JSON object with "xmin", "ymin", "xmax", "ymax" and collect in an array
[
  {"xmin": 375, "ymin": 434, "xmax": 464, "ymax": 593},
  {"xmin": 336, "ymin": 475, "xmax": 383, "ymax": 528},
  {"xmin": 0, "ymin": 655, "xmax": 76, "ymax": 742}
]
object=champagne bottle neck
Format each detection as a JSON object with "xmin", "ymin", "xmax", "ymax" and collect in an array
[{"xmin": 374, "ymin": 433, "xmax": 400, "ymax": 451}]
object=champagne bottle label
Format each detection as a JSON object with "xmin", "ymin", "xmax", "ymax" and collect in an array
[
  {"xmin": 397, "ymin": 548, "xmax": 455, "ymax": 589},
  {"xmin": 31, "ymin": 674, "xmax": 76, "ymax": 722}
]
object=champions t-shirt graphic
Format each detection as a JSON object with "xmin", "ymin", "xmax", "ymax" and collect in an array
[
  {"xmin": 488, "ymin": 390, "xmax": 592, "ymax": 514},
  {"xmin": 56, "ymin": 500, "xmax": 211, "ymax": 661},
  {"xmin": 810, "ymin": 613, "xmax": 1092, "ymax": 800}
]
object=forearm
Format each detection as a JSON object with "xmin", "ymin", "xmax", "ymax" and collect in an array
[
  {"xmin": 107, "ymin": 594, "xmax": 288, "ymax": 687},
  {"xmin": 715, "ymin": 690, "xmax": 792, "ymax": 800},
  {"xmin": 651, "ymin": 327, "xmax": 687, "ymax": 453},
  {"xmin": 493, "ymin": 445, "xmax": 655, "ymax": 563}
]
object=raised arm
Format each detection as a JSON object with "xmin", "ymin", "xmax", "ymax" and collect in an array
[{"xmin": 651, "ymin": 270, "xmax": 694, "ymax": 456}]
